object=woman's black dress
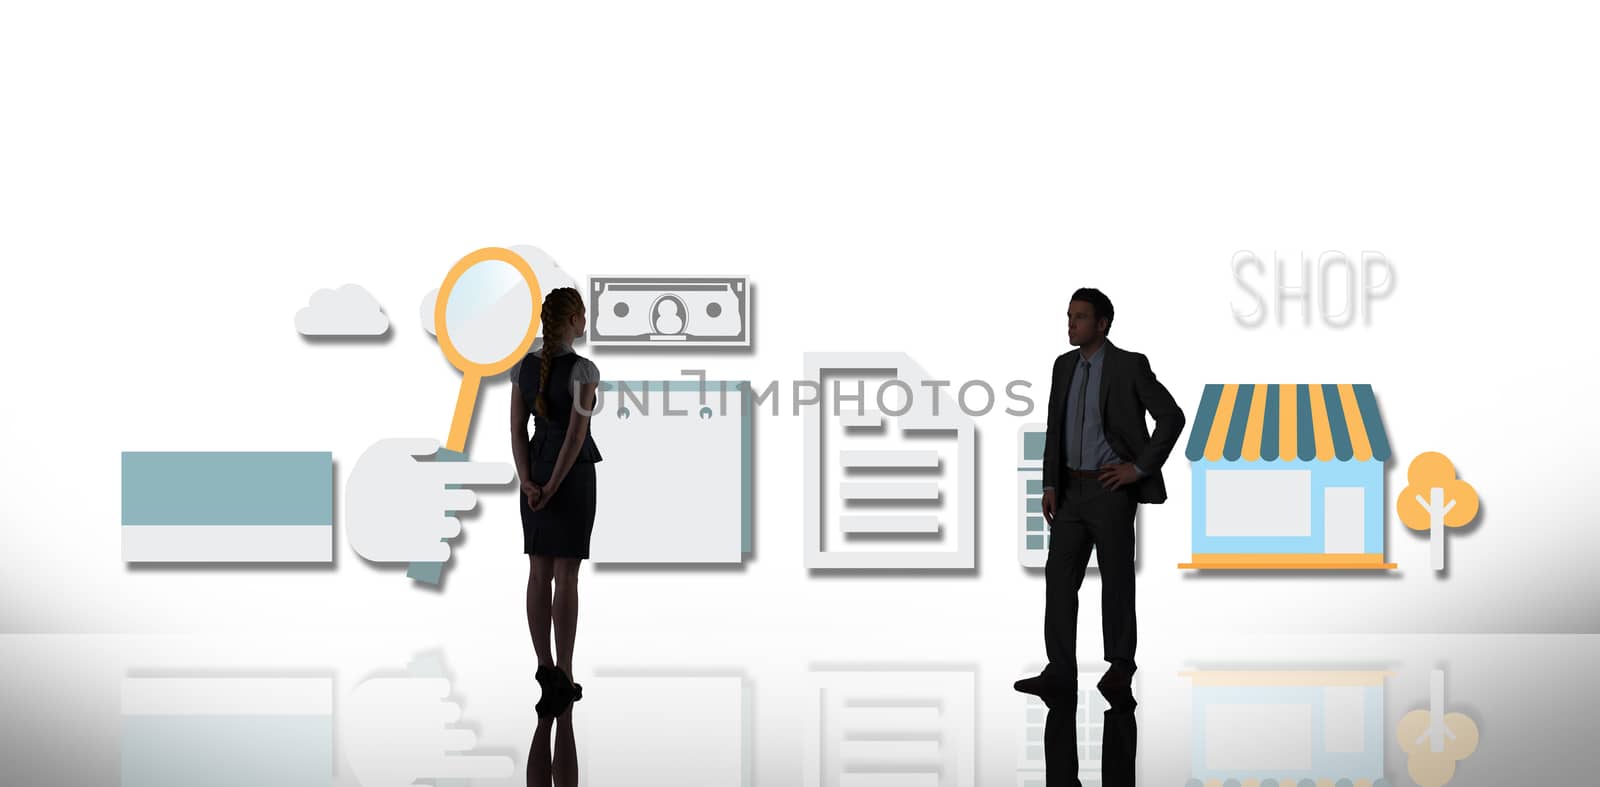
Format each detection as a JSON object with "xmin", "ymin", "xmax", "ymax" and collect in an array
[{"xmin": 516, "ymin": 344, "xmax": 603, "ymax": 558}]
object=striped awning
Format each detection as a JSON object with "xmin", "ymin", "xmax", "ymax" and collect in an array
[{"xmin": 1184, "ymin": 384, "xmax": 1390, "ymax": 463}]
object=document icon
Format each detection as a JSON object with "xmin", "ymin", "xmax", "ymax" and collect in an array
[
  {"xmin": 804, "ymin": 352, "xmax": 976, "ymax": 570},
  {"xmin": 803, "ymin": 664, "xmax": 976, "ymax": 787}
]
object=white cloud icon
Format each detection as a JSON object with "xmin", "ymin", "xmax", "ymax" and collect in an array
[
  {"xmin": 419, "ymin": 288, "xmax": 440, "ymax": 336},
  {"xmin": 296, "ymin": 283, "xmax": 390, "ymax": 336}
]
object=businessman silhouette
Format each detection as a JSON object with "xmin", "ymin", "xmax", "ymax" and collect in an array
[{"xmin": 1015, "ymin": 288, "xmax": 1185, "ymax": 708}]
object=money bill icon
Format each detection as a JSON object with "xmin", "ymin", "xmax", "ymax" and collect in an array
[{"xmin": 589, "ymin": 275, "xmax": 750, "ymax": 347}]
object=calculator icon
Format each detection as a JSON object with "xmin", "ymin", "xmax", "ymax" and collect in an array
[
  {"xmin": 1018, "ymin": 423, "xmax": 1129, "ymax": 570},
  {"xmin": 1018, "ymin": 423, "xmax": 1050, "ymax": 567}
]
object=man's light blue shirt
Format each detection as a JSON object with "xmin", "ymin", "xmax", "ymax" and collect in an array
[{"xmin": 1047, "ymin": 343, "xmax": 1147, "ymax": 491}]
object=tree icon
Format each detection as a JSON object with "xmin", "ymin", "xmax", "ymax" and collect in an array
[
  {"xmin": 1397, "ymin": 451, "xmax": 1479, "ymax": 571},
  {"xmin": 1397, "ymin": 670, "xmax": 1479, "ymax": 786}
]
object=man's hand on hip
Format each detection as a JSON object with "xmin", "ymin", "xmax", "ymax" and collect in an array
[{"xmin": 1098, "ymin": 462, "xmax": 1140, "ymax": 491}]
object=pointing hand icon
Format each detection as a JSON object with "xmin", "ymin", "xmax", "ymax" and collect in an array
[
  {"xmin": 347, "ymin": 437, "xmax": 513, "ymax": 563},
  {"xmin": 345, "ymin": 676, "xmax": 513, "ymax": 787}
]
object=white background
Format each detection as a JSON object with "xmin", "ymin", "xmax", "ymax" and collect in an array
[{"xmin": 3, "ymin": 0, "xmax": 1598, "ymax": 654}]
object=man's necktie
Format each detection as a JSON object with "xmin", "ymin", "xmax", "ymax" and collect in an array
[{"xmin": 1069, "ymin": 361, "xmax": 1089, "ymax": 471}]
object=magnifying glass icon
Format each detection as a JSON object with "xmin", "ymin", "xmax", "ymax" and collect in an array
[
  {"xmin": 404, "ymin": 247, "xmax": 540, "ymax": 584},
  {"xmin": 434, "ymin": 246, "xmax": 542, "ymax": 453}
]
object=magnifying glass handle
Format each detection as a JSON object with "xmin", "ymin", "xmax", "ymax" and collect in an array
[
  {"xmin": 445, "ymin": 373, "xmax": 483, "ymax": 455},
  {"xmin": 408, "ymin": 373, "xmax": 483, "ymax": 585},
  {"xmin": 406, "ymin": 446, "xmax": 468, "ymax": 585}
]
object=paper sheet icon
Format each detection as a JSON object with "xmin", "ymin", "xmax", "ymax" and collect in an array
[
  {"xmin": 588, "ymin": 380, "xmax": 753, "ymax": 564},
  {"xmin": 577, "ymin": 669, "xmax": 752, "ymax": 786},
  {"xmin": 804, "ymin": 352, "xmax": 976, "ymax": 569},
  {"xmin": 803, "ymin": 664, "xmax": 977, "ymax": 787}
]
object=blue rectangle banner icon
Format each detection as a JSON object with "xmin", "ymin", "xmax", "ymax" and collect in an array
[
  {"xmin": 121, "ymin": 451, "xmax": 334, "ymax": 563},
  {"xmin": 121, "ymin": 676, "xmax": 333, "ymax": 787}
]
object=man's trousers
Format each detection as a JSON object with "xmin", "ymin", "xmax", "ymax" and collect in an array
[{"xmin": 1044, "ymin": 473, "xmax": 1139, "ymax": 678}]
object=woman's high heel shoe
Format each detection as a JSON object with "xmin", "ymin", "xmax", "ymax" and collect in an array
[
  {"xmin": 535, "ymin": 665, "xmax": 565, "ymax": 694},
  {"xmin": 537, "ymin": 664, "xmax": 583, "ymax": 702},
  {"xmin": 534, "ymin": 665, "xmax": 569, "ymax": 717}
]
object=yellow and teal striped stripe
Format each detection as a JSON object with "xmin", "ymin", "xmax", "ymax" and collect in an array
[{"xmin": 1184, "ymin": 384, "xmax": 1389, "ymax": 462}]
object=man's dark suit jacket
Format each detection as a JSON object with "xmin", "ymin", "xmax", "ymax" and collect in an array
[{"xmin": 1042, "ymin": 339, "xmax": 1186, "ymax": 505}]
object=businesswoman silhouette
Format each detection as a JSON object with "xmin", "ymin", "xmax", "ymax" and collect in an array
[{"xmin": 510, "ymin": 287, "xmax": 602, "ymax": 711}]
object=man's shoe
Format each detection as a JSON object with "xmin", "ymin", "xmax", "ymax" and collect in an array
[
  {"xmin": 1013, "ymin": 673, "xmax": 1076, "ymax": 708},
  {"xmin": 1099, "ymin": 685, "xmax": 1137, "ymax": 711},
  {"xmin": 1096, "ymin": 669, "xmax": 1136, "ymax": 710},
  {"xmin": 1096, "ymin": 668, "xmax": 1133, "ymax": 692}
]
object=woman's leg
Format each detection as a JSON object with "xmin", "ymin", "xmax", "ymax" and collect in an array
[
  {"xmin": 527, "ymin": 714, "xmax": 553, "ymax": 786},
  {"xmin": 552, "ymin": 557, "xmax": 581, "ymax": 681},
  {"xmin": 528, "ymin": 555, "xmax": 556, "ymax": 666},
  {"xmin": 552, "ymin": 708, "xmax": 577, "ymax": 787}
]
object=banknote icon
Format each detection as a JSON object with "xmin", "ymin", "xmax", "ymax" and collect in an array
[{"xmin": 588, "ymin": 275, "xmax": 750, "ymax": 346}]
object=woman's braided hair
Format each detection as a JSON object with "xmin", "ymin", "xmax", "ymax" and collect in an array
[{"xmin": 534, "ymin": 287, "xmax": 585, "ymax": 420}]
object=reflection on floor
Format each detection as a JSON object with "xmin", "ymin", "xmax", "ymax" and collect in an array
[{"xmin": 1, "ymin": 633, "xmax": 1574, "ymax": 785}]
